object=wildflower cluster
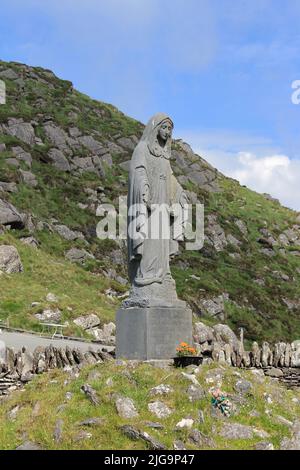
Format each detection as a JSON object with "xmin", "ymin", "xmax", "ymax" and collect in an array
[{"xmin": 176, "ymin": 342, "xmax": 197, "ymax": 357}]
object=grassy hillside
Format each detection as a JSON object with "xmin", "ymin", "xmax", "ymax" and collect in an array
[
  {"xmin": 0, "ymin": 361, "xmax": 299, "ymax": 450},
  {"xmin": 0, "ymin": 59, "xmax": 299, "ymax": 343}
]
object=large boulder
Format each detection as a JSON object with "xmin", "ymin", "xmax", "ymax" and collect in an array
[
  {"xmin": 19, "ymin": 170, "xmax": 38, "ymax": 188},
  {"xmin": 73, "ymin": 314, "xmax": 100, "ymax": 330},
  {"xmin": 0, "ymin": 199, "xmax": 24, "ymax": 228},
  {"xmin": 193, "ymin": 322, "xmax": 214, "ymax": 344},
  {"xmin": 6, "ymin": 120, "xmax": 35, "ymax": 145},
  {"xmin": 213, "ymin": 324, "xmax": 240, "ymax": 350},
  {"xmin": 0, "ymin": 245, "xmax": 23, "ymax": 273},
  {"xmin": 65, "ymin": 248, "xmax": 94, "ymax": 264},
  {"xmin": 48, "ymin": 148, "xmax": 70, "ymax": 172}
]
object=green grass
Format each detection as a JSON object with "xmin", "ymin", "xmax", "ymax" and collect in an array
[{"xmin": 0, "ymin": 361, "xmax": 299, "ymax": 450}]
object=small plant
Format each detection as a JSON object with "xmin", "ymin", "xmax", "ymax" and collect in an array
[{"xmin": 176, "ymin": 342, "xmax": 197, "ymax": 357}]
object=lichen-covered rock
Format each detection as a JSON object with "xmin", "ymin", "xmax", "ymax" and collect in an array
[{"xmin": 0, "ymin": 245, "xmax": 23, "ymax": 273}]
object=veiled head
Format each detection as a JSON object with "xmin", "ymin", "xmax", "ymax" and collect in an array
[{"xmin": 141, "ymin": 113, "xmax": 174, "ymax": 159}]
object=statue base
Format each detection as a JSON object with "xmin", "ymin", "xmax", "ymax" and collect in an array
[{"xmin": 116, "ymin": 307, "xmax": 193, "ymax": 360}]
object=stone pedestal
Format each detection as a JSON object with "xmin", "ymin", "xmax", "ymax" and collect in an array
[{"xmin": 116, "ymin": 307, "xmax": 193, "ymax": 360}]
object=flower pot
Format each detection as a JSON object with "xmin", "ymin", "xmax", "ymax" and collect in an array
[{"xmin": 173, "ymin": 356, "xmax": 203, "ymax": 368}]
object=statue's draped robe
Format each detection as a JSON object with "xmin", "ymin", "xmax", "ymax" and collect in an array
[{"xmin": 128, "ymin": 118, "xmax": 185, "ymax": 288}]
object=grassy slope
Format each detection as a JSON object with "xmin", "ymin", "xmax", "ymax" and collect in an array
[
  {"xmin": 0, "ymin": 362, "xmax": 299, "ymax": 450},
  {"xmin": 0, "ymin": 59, "xmax": 299, "ymax": 342}
]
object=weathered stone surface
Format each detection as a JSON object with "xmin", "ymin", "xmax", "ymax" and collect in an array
[
  {"xmin": 116, "ymin": 307, "xmax": 192, "ymax": 360},
  {"xmin": 65, "ymin": 247, "xmax": 94, "ymax": 264},
  {"xmin": 199, "ymin": 296, "xmax": 228, "ymax": 321},
  {"xmin": 54, "ymin": 224, "xmax": 84, "ymax": 241},
  {"xmin": 6, "ymin": 121, "xmax": 35, "ymax": 145},
  {"xmin": 0, "ymin": 245, "xmax": 23, "ymax": 273},
  {"xmin": 175, "ymin": 418, "xmax": 194, "ymax": 430},
  {"xmin": 16, "ymin": 440, "xmax": 43, "ymax": 451},
  {"xmin": 264, "ymin": 368, "xmax": 283, "ymax": 378},
  {"xmin": 186, "ymin": 384, "xmax": 205, "ymax": 402},
  {"xmin": 19, "ymin": 170, "xmax": 38, "ymax": 188},
  {"xmin": 255, "ymin": 442, "xmax": 274, "ymax": 450},
  {"xmin": 213, "ymin": 324, "xmax": 239, "ymax": 350},
  {"xmin": 0, "ymin": 199, "xmax": 24, "ymax": 228},
  {"xmin": 234, "ymin": 379, "xmax": 252, "ymax": 395},
  {"xmin": 11, "ymin": 146, "xmax": 32, "ymax": 167},
  {"xmin": 148, "ymin": 401, "xmax": 172, "ymax": 419},
  {"xmin": 35, "ymin": 308, "xmax": 61, "ymax": 323},
  {"xmin": 206, "ymin": 214, "xmax": 227, "ymax": 251},
  {"xmin": 73, "ymin": 314, "xmax": 100, "ymax": 330},
  {"xmin": 280, "ymin": 421, "xmax": 300, "ymax": 450},
  {"xmin": 0, "ymin": 181, "xmax": 18, "ymax": 193},
  {"xmin": 48, "ymin": 148, "xmax": 70, "ymax": 172},
  {"xmin": 193, "ymin": 322, "xmax": 214, "ymax": 344},
  {"xmin": 220, "ymin": 423, "xmax": 254, "ymax": 440},
  {"xmin": 116, "ymin": 396, "xmax": 139, "ymax": 419},
  {"xmin": 150, "ymin": 384, "xmax": 173, "ymax": 396},
  {"xmin": 20, "ymin": 236, "xmax": 39, "ymax": 248}
]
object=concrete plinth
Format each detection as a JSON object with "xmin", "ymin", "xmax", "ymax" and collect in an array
[{"xmin": 116, "ymin": 307, "xmax": 193, "ymax": 360}]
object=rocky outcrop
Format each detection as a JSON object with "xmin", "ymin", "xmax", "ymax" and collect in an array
[
  {"xmin": 0, "ymin": 245, "xmax": 23, "ymax": 273},
  {"xmin": 0, "ymin": 199, "xmax": 24, "ymax": 228}
]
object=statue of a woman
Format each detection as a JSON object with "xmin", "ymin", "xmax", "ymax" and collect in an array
[{"xmin": 124, "ymin": 113, "xmax": 187, "ymax": 308}]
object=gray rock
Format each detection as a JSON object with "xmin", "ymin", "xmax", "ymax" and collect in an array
[
  {"xmin": 19, "ymin": 170, "xmax": 38, "ymax": 188},
  {"xmin": 148, "ymin": 401, "xmax": 172, "ymax": 419},
  {"xmin": 0, "ymin": 245, "xmax": 23, "ymax": 273},
  {"xmin": 149, "ymin": 384, "xmax": 173, "ymax": 396},
  {"xmin": 234, "ymin": 219, "xmax": 248, "ymax": 236},
  {"xmin": 44, "ymin": 123, "xmax": 69, "ymax": 149},
  {"xmin": 73, "ymin": 430, "xmax": 92, "ymax": 442},
  {"xmin": 81, "ymin": 384, "xmax": 100, "ymax": 406},
  {"xmin": 0, "ymin": 143, "xmax": 6, "ymax": 152},
  {"xmin": 264, "ymin": 368, "xmax": 283, "ymax": 378},
  {"xmin": 0, "ymin": 68, "xmax": 19, "ymax": 80},
  {"xmin": 193, "ymin": 322, "xmax": 214, "ymax": 344},
  {"xmin": 234, "ymin": 379, "xmax": 252, "ymax": 395},
  {"xmin": 175, "ymin": 418, "xmax": 194, "ymax": 430},
  {"xmin": 0, "ymin": 181, "xmax": 18, "ymax": 193},
  {"xmin": 11, "ymin": 146, "xmax": 32, "ymax": 167},
  {"xmin": 6, "ymin": 157, "xmax": 20, "ymax": 167},
  {"xmin": 34, "ymin": 308, "xmax": 61, "ymax": 323},
  {"xmin": 186, "ymin": 384, "xmax": 205, "ymax": 402},
  {"xmin": 213, "ymin": 324, "xmax": 239, "ymax": 350},
  {"xmin": 220, "ymin": 423, "xmax": 254, "ymax": 440},
  {"xmin": 7, "ymin": 121, "xmax": 35, "ymax": 145},
  {"xmin": 73, "ymin": 314, "xmax": 100, "ymax": 330},
  {"xmin": 206, "ymin": 214, "xmax": 227, "ymax": 252},
  {"xmin": 54, "ymin": 419, "xmax": 63, "ymax": 443},
  {"xmin": 0, "ymin": 199, "xmax": 24, "ymax": 228},
  {"xmin": 116, "ymin": 396, "xmax": 139, "ymax": 419},
  {"xmin": 280, "ymin": 421, "xmax": 300, "ymax": 450},
  {"xmin": 174, "ymin": 440, "xmax": 186, "ymax": 450},
  {"xmin": 20, "ymin": 236, "xmax": 39, "ymax": 248},
  {"xmin": 78, "ymin": 135, "xmax": 105, "ymax": 154},
  {"xmin": 16, "ymin": 440, "xmax": 43, "ymax": 450},
  {"xmin": 73, "ymin": 156, "xmax": 96, "ymax": 173},
  {"xmin": 54, "ymin": 224, "xmax": 84, "ymax": 241},
  {"xmin": 48, "ymin": 149, "xmax": 70, "ymax": 172},
  {"xmin": 65, "ymin": 248, "xmax": 94, "ymax": 264},
  {"xmin": 199, "ymin": 296, "xmax": 227, "ymax": 321},
  {"xmin": 255, "ymin": 442, "xmax": 274, "ymax": 450}
]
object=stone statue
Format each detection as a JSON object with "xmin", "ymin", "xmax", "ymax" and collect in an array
[
  {"xmin": 124, "ymin": 113, "xmax": 187, "ymax": 308},
  {"xmin": 116, "ymin": 113, "xmax": 192, "ymax": 360}
]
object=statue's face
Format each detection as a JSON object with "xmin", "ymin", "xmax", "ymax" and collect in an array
[{"xmin": 158, "ymin": 121, "xmax": 173, "ymax": 142}]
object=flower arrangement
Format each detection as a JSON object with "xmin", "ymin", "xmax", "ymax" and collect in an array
[
  {"xmin": 176, "ymin": 342, "xmax": 197, "ymax": 357},
  {"xmin": 211, "ymin": 389, "xmax": 232, "ymax": 417}
]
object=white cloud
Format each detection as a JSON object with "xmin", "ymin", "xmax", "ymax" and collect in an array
[{"xmin": 178, "ymin": 129, "xmax": 300, "ymax": 211}]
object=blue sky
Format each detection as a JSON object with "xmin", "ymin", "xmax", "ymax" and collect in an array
[{"xmin": 1, "ymin": 0, "xmax": 300, "ymax": 210}]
